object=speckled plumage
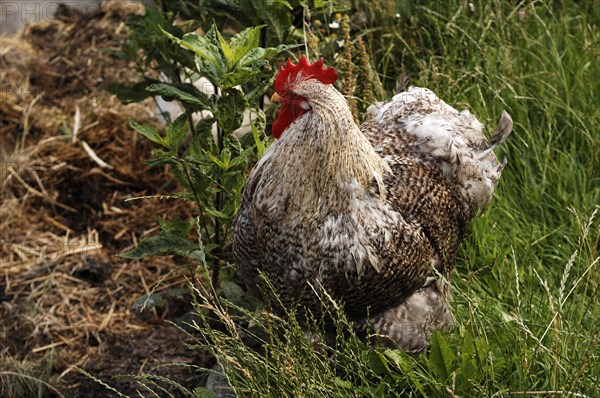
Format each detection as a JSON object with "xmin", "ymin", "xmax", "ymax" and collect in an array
[{"xmin": 233, "ymin": 76, "xmax": 512, "ymax": 352}]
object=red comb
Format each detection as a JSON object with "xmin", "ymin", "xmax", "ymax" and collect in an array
[{"xmin": 274, "ymin": 55, "xmax": 338, "ymax": 93}]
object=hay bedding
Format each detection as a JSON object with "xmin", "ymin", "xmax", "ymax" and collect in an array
[{"xmin": 1, "ymin": 3, "xmax": 208, "ymax": 396}]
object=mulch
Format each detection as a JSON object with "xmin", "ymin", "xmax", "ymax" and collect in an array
[{"xmin": 0, "ymin": 2, "xmax": 210, "ymax": 396}]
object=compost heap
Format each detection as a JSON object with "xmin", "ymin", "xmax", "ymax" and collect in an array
[{"xmin": 0, "ymin": 3, "xmax": 207, "ymax": 396}]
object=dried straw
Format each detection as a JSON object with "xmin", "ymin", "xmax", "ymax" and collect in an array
[{"xmin": 1, "ymin": 3, "xmax": 202, "ymax": 395}]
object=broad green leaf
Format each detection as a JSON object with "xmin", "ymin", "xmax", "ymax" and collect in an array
[
  {"xmin": 160, "ymin": 27, "xmax": 226, "ymax": 86},
  {"xmin": 204, "ymin": 207, "xmax": 230, "ymax": 219},
  {"xmin": 428, "ymin": 332, "xmax": 457, "ymax": 382},
  {"xmin": 203, "ymin": 243, "xmax": 220, "ymax": 254},
  {"xmin": 223, "ymin": 43, "xmax": 300, "ymax": 89},
  {"xmin": 195, "ymin": 56, "xmax": 223, "ymax": 86},
  {"xmin": 161, "ymin": 27, "xmax": 220, "ymax": 65},
  {"xmin": 245, "ymin": 72, "xmax": 275, "ymax": 104},
  {"xmin": 193, "ymin": 116, "xmax": 217, "ymax": 154},
  {"xmin": 193, "ymin": 386, "xmax": 215, "ymax": 398},
  {"xmin": 237, "ymin": 47, "xmax": 266, "ymax": 67},
  {"xmin": 457, "ymin": 329, "xmax": 480, "ymax": 383},
  {"xmin": 220, "ymin": 65, "xmax": 263, "ymax": 89},
  {"xmin": 220, "ymin": 280, "xmax": 245, "ymax": 304},
  {"xmin": 221, "ymin": 148, "xmax": 232, "ymax": 169},
  {"xmin": 227, "ymin": 26, "xmax": 264, "ymax": 66},
  {"xmin": 470, "ymin": 331, "xmax": 491, "ymax": 363},
  {"xmin": 204, "ymin": 148, "xmax": 233, "ymax": 170},
  {"xmin": 238, "ymin": 43, "xmax": 300, "ymax": 69},
  {"xmin": 460, "ymin": 328, "xmax": 477, "ymax": 366},
  {"xmin": 146, "ymin": 149, "xmax": 180, "ymax": 167},
  {"xmin": 216, "ymin": 88, "xmax": 247, "ymax": 134},
  {"xmin": 146, "ymin": 83, "xmax": 209, "ymax": 110},
  {"xmin": 195, "ymin": 116, "xmax": 216, "ymax": 137},
  {"xmin": 332, "ymin": 377, "xmax": 352, "ymax": 390},
  {"xmin": 165, "ymin": 113, "xmax": 191, "ymax": 150},
  {"xmin": 202, "ymin": 24, "xmax": 219, "ymax": 47},
  {"xmin": 373, "ymin": 383, "xmax": 387, "ymax": 398},
  {"xmin": 204, "ymin": 151, "xmax": 226, "ymax": 169},
  {"xmin": 245, "ymin": 0, "xmax": 293, "ymax": 42},
  {"xmin": 215, "ymin": 28, "xmax": 235, "ymax": 68},
  {"xmin": 250, "ymin": 109, "xmax": 268, "ymax": 156},
  {"xmin": 120, "ymin": 231, "xmax": 202, "ymax": 260},
  {"xmin": 129, "ymin": 119, "xmax": 166, "ymax": 147},
  {"xmin": 158, "ymin": 215, "xmax": 194, "ymax": 235},
  {"xmin": 228, "ymin": 146, "xmax": 254, "ymax": 168},
  {"xmin": 367, "ymin": 351, "xmax": 390, "ymax": 375},
  {"xmin": 103, "ymin": 81, "xmax": 154, "ymax": 104},
  {"xmin": 384, "ymin": 349, "xmax": 426, "ymax": 395}
]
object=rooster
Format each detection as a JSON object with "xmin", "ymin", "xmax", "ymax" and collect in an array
[{"xmin": 232, "ymin": 55, "xmax": 512, "ymax": 352}]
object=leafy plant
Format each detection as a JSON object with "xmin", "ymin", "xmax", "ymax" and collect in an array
[{"xmin": 120, "ymin": 21, "xmax": 299, "ymax": 291}]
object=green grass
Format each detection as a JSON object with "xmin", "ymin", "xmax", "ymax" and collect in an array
[
  {"xmin": 0, "ymin": 354, "xmax": 59, "ymax": 398},
  {"xmin": 412, "ymin": 0, "xmax": 600, "ymax": 394},
  {"xmin": 184, "ymin": 1, "xmax": 599, "ymax": 397},
  {"xmin": 450, "ymin": 1, "xmax": 600, "ymax": 393}
]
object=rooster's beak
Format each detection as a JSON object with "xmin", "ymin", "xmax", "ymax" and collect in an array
[{"xmin": 271, "ymin": 92, "xmax": 283, "ymax": 103}]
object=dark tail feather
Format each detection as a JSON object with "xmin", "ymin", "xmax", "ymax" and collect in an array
[
  {"xmin": 488, "ymin": 111, "xmax": 513, "ymax": 150},
  {"xmin": 478, "ymin": 111, "xmax": 513, "ymax": 159},
  {"xmin": 395, "ymin": 73, "xmax": 411, "ymax": 94}
]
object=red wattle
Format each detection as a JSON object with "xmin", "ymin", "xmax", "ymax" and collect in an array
[{"xmin": 272, "ymin": 103, "xmax": 306, "ymax": 139}]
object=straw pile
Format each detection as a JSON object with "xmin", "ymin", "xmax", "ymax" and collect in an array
[{"xmin": 1, "ymin": 2, "xmax": 206, "ymax": 396}]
